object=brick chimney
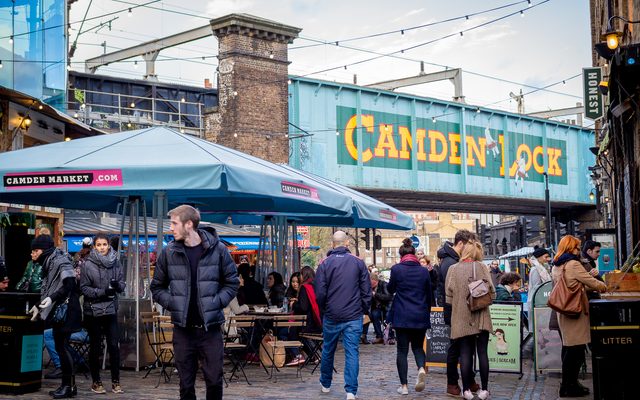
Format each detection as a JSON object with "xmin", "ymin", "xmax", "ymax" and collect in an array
[{"xmin": 206, "ymin": 14, "xmax": 301, "ymax": 163}]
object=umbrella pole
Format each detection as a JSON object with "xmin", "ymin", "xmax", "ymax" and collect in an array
[{"xmin": 134, "ymin": 198, "xmax": 141, "ymax": 372}]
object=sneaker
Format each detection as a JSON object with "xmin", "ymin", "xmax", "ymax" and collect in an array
[
  {"xmin": 462, "ymin": 389, "xmax": 475, "ymax": 400},
  {"xmin": 346, "ymin": 393, "xmax": 357, "ymax": 400},
  {"xmin": 477, "ymin": 389, "xmax": 490, "ymax": 399},
  {"xmin": 397, "ymin": 386, "xmax": 409, "ymax": 395},
  {"xmin": 446, "ymin": 384, "xmax": 461, "ymax": 396},
  {"xmin": 285, "ymin": 355, "xmax": 305, "ymax": 367},
  {"xmin": 91, "ymin": 381, "xmax": 106, "ymax": 394},
  {"xmin": 44, "ymin": 367, "xmax": 63, "ymax": 379},
  {"xmin": 112, "ymin": 381, "xmax": 124, "ymax": 394},
  {"xmin": 415, "ymin": 367, "xmax": 426, "ymax": 392},
  {"xmin": 321, "ymin": 385, "xmax": 331, "ymax": 394},
  {"xmin": 470, "ymin": 381, "xmax": 480, "ymax": 393}
]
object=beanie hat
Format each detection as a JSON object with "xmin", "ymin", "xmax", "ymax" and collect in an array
[
  {"xmin": 31, "ymin": 234, "xmax": 54, "ymax": 250},
  {"xmin": 532, "ymin": 246, "xmax": 550, "ymax": 259}
]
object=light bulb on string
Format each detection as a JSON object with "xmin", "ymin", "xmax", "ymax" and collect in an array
[
  {"xmin": 0, "ymin": 60, "xmax": 3, "ymax": 69},
  {"xmin": 9, "ymin": 36, "xmax": 13, "ymax": 44},
  {"xmin": 128, "ymin": 8, "xmax": 132, "ymax": 17},
  {"xmin": 520, "ymin": 11, "xmax": 524, "ymax": 17},
  {"xmin": 134, "ymin": 60, "xmax": 138, "ymax": 69},
  {"xmin": 527, "ymin": 0, "xmax": 532, "ymax": 7}
]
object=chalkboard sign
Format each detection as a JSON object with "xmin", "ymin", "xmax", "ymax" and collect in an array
[{"xmin": 425, "ymin": 307, "xmax": 450, "ymax": 367}]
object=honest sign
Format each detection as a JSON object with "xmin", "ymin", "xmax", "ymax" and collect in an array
[{"xmin": 583, "ymin": 67, "xmax": 603, "ymax": 120}]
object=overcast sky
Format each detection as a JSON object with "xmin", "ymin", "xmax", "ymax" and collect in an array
[{"xmin": 69, "ymin": 0, "xmax": 593, "ymax": 123}]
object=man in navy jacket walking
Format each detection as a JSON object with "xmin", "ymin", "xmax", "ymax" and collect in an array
[{"xmin": 315, "ymin": 231, "xmax": 372, "ymax": 400}]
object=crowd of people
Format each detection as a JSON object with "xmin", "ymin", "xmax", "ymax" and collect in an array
[{"xmin": 1, "ymin": 204, "xmax": 609, "ymax": 400}]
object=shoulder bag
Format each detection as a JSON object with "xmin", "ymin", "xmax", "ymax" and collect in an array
[
  {"xmin": 547, "ymin": 265, "xmax": 582, "ymax": 317},
  {"xmin": 467, "ymin": 262, "xmax": 493, "ymax": 312},
  {"xmin": 51, "ymin": 297, "xmax": 69, "ymax": 325}
]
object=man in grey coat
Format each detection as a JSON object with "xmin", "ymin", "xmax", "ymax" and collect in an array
[{"xmin": 151, "ymin": 205, "xmax": 239, "ymax": 400}]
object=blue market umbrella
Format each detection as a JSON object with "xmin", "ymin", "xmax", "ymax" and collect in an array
[
  {"xmin": 201, "ymin": 165, "xmax": 415, "ymax": 230},
  {"xmin": 0, "ymin": 127, "xmax": 354, "ymax": 216}
]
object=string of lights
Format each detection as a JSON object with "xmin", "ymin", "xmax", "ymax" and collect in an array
[{"xmin": 290, "ymin": 0, "xmax": 535, "ymax": 50}]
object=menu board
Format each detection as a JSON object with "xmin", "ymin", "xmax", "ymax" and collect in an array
[{"xmin": 425, "ymin": 307, "xmax": 450, "ymax": 367}]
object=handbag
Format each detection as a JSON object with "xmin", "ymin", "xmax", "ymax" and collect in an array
[
  {"xmin": 259, "ymin": 330, "xmax": 286, "ymax": 368},
  {"xmin": 547, "ymin": 265, "xmax": 583, "ymax": 317},
  {"xmin": 467, "ymin": 262, "xmax": 493, "ymax": 312},
  {"xmin": 51, "ymin": 298, "xmax": 69, "ymax": 325}
]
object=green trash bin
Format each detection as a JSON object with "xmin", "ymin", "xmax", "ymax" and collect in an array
[
  {"xmin": 0, "ymin": 292, "xmax": 44, "ymax": 394},
  {"xmin": 590, "ymin": 298, "xmax": 640, "ymax": 400}
]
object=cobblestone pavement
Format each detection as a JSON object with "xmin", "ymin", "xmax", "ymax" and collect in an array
[{"xmin": 3, "ymin": 340, "xmax": 592, "ymax": 400}]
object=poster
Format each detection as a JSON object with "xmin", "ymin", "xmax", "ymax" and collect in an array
[
  {"xmin": 425, "ymin": 307, "xmax": 450, "ymax": 367},
  {"xmin": 480, "ymin": 303, "xmax": 522, "ymax": 373},
  {"xmin": 533, "ymin": 307, "xmax": 562, "ymax": 372},
  {"xmin": 20, "ymin": 334, "xmax": 43, "ymax": 373}
]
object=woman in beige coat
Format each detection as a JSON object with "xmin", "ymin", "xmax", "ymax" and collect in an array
[
  {"xmin": 551, "ymin": 235, "xmax": 607, "ymax": 398},
  {"xmin": 446, "ymin": 241, "xmax": 495, "ymax": 400}
]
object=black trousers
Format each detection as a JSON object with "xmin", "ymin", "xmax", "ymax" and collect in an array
[
  {"xmin": 53, "ymin": 328, "xmax": 74, "ymax": 386},
  {"xmin": 395, "ymin": 328, "xmax": 426, "ymax": 385},
  {"xmin": 561, "ymin": 345, "xmax": 586, "ymax": 388},
  {"xmin": 85, "ymin": 314, "xmax": 120, "ymax": 383},
  {"xmin": 446, "ymin": 337, "xmax": 460, "ymax": 385},
  {"xmin": 459, "ymin": 331, "xmax": 490, "ymax": 391},
  {"xmin": 173, "ymin": 325, "xmax": 224, "ymax": 400}
]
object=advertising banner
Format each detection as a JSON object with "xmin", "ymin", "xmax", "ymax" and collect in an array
[{"xmin": 480, "ymin": 303, "xmax": 523, "ymax": 374}]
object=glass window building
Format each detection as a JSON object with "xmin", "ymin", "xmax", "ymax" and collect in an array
[{"xmin": 0, "ymin": 0, "xmax": 67, "ymax": 111}]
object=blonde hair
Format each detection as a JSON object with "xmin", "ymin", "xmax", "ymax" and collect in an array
[{"xmin": 459, "ymin": 240, "xmax": 483, "ymax": 261}]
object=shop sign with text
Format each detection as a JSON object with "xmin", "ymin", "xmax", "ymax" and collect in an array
[{"xmin": 337, "ymin": 107, "xmax": 567, "ymax": 185}]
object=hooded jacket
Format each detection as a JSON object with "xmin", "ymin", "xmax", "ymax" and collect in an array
[
  {"xmin": 150, "ymin": 228, "xmax": 240, "ymax": 330},
  {"xmin": 80, "ymin": 248, "xmax": 125, "ymax": 316},
  {"xmin": 314, "ymin": 246, "xmax": 372, "ymax": 323},
  {"xmin": 436, "ymin": 242, "xmax": 459, "ymax": 325}
]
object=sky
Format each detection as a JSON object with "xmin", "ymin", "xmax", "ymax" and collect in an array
[{"xmin": 69, "ymin": 0, "xmax": 594, "ymax": 124}]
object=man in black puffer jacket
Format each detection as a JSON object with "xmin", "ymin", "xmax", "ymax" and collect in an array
[{"xmin": 151, "ymin": 205, "xmax": 239, "ymax": 400}]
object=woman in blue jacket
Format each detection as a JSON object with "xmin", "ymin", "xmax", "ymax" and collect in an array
[{"xmin": 387, "ymin": 238, "xmax": 432, "ymax": 396}]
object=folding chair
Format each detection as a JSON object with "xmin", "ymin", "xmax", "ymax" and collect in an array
[
  {"xmin": 155, "ymin": 316, "xmax": 175, "ymax": 388},
  {"xmin": 68, "ymin": 334, "xmax": 90, "ymax": 378},
  {"xmin": 268, "ymin": 314, "xmax": 306, "ymax": 382},
  {"xmin": 298, "ymin": 332, "xmax": 325, "ymax": 374},
  {"xmin": 222, "ymin": 315, "xmax": 254, "ymax": 386},
  {"xmin": 141, "ymin": 311, "xmax": 162, "ymax": 379}
]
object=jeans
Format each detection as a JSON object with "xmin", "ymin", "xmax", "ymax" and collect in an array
[
  {"xmin": 44, "ymin": 328, "xmax": 88, "ymax": 368},
  {"xmin": 85, "ymin": 314, "xmax": 120, "ymax": 383},
  {"xmin": 459, "ymin": 331, "xmax": 490, "ymax": 391},
  {"xmin": 395, "ymin": 328, "xmax": 426, "ymax": 385},
  {"xmin": 370, "ymin": 309, "xmax": 384, "ymax": 338},
  {"xmin": 561, "ymin": 345, "xmax": 586, "ymax": 388},
  {"xmin": 320, "ymin": 317, "xmax": 362, "ymax": 395},
  {"xmin": 173, "ymin": 325, "xmax": 224, "ymax": 400}
]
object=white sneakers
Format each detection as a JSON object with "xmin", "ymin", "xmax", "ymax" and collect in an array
[
  {"xmin": 346, "ymin": 393, "xmax": 357, "ymax": 400},
  {"xmin": 320, "ymin": 385, "xmax": 330, "ymax": 394},
  {"xmin": 477, "ymin": 389, "xmax": 490, "ymax": 399},
  {"xmin": 397, "ymin": 386, "xmax": 409, "ymax": 395},
  {"xmin": 463, "ymin": 389, "xmax": 475, "ymax": 400},
  {"xmin": 415, "ymin": 367, "xmax": 426, "ymax": 392}
]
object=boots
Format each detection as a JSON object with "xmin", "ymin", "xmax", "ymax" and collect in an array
[{"xmin": 49, "ymin": 375, "xmax": 76, "ymax": 399}]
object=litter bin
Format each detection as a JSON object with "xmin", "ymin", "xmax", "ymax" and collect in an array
[
  {"xmin": 590, "ymin": 299, "xmax": 640, "ymax": 400},
  {"xmin": 0, "ymin": 292, "xmax": 44, "ymax": 394}
]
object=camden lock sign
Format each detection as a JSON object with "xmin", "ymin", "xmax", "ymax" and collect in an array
[
  {"xmin": 583, "ymin": 67, "xmax": 603, "ymax": 120},
  {"xmin": 336, "ymin": 106, "xmax": 567, "ymax": 185}
]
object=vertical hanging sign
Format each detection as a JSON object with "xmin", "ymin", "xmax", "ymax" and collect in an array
[{"xmin": 583, "ymin": 67, "xmax": 603, "ymax": 120}]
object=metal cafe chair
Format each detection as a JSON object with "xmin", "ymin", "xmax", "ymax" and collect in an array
[
  {"xmin": 222, "ymin": 315, "xmax": 255, "ymax": 386},
  {"xmin": 155, "ymin": 316, "xmax": 175, "ymax": 388},
  {"xmin": 268, "ymin": 314, "xmax": 307, "ymax": 382},
  {"xmin": 141, "ymin": 311, "xmax": 163, "ymax": 379}
]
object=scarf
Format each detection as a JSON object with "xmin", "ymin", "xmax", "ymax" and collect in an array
[
  {"xmin": 400, "ymin": 254, "xmax": 419, "ymax": 263},
  {"xmin": 529, "ymin": 256, "xmax": 551, "ymax": 283},
  {"xmin": 91, "ymin": 248, "xmax": 118, "ymax": 269},
  {"xmin": 302, "ymin": 282, "xmax": 322, "ymax": 327}
]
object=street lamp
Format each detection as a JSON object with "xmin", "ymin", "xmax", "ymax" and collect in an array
[{"xmin": 543, "ymin": 172, "xmax": 552, "ymax": 247}]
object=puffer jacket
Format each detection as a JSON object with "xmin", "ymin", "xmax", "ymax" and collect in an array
[
  {"xmin": 15, "ymin": 260, "xmax": 42, "ymax": 292},
  {"xmin": 80, "ymin": 248, "xmax": 125, "ymax": 316},
  {"xmin": 40, "ymin": 248, "xmax": 82, "ymax": 333},
  {"xmin": 150, "ymin": 228, "xmax": 240, "ymax": 330},
  {"xmin": 437, "ymin": 242, "xmax": 459, "ymax": 325}
]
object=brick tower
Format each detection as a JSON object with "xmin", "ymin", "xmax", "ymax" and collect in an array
[{"xmin": 207, "ymin": 14, "xmax": 301, "ymax": 164}]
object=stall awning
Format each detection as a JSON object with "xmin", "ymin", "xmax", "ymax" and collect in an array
[{"xmin": 224, "ymin": 236, "xmax": 262, "ymax": 251}]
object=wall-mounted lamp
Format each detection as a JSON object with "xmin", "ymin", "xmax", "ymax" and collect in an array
[
  {"xmin": 602, "ymin": 16, "xmax": 640, "ymax": 50},
  {"xmin": 589, "ymin": 190, "xmax": 596, "ymax": 201}
]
